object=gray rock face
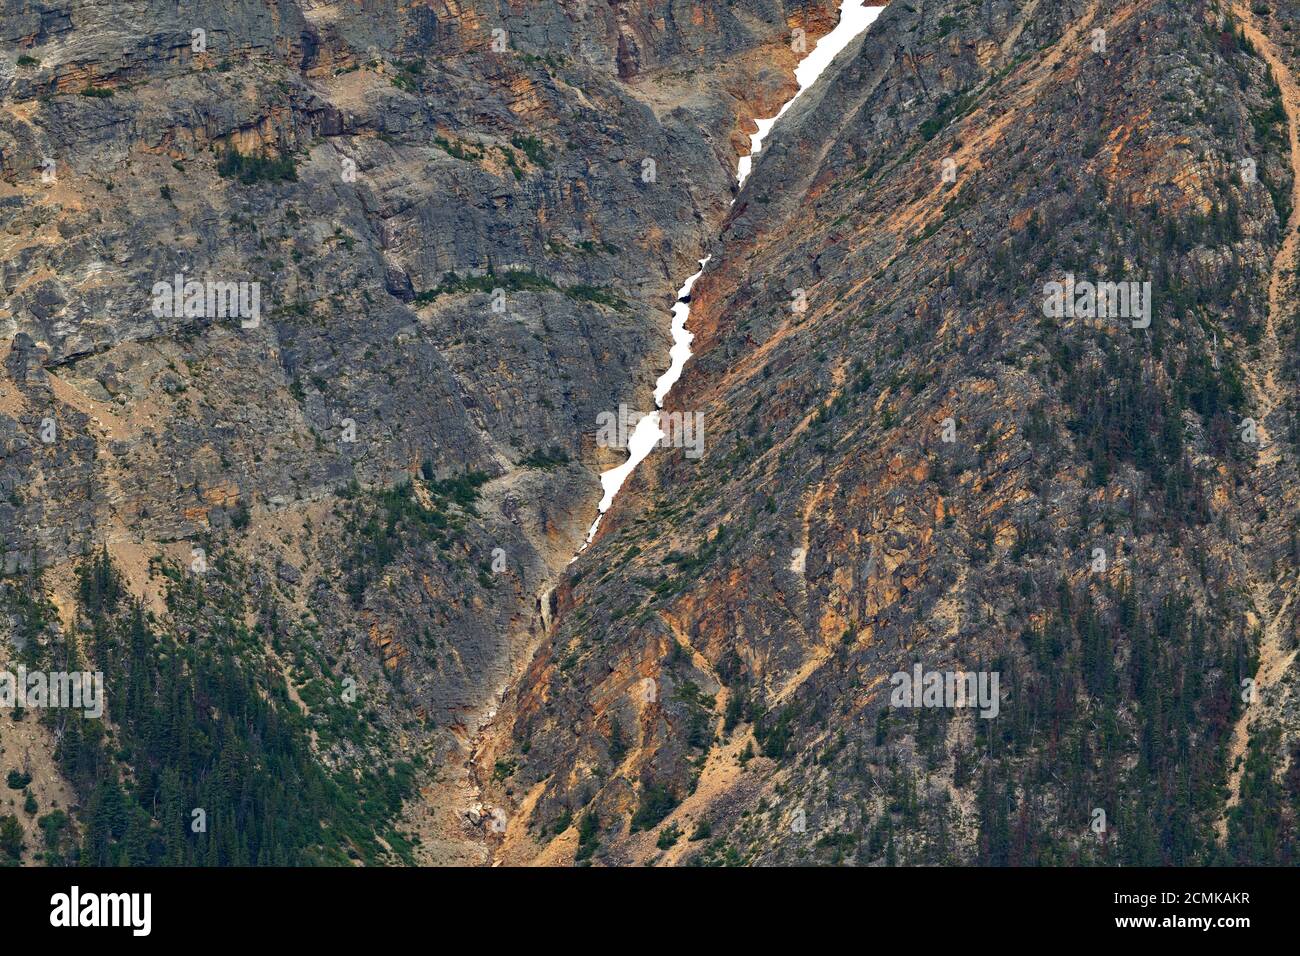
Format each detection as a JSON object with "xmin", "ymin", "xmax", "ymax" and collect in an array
[{"xmin": 0, "ymin": 0, "xmax": 839, "ymax": 861}]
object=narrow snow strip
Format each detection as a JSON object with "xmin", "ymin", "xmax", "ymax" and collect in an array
[
  {"xmin": 581, "ymin": 3, "xmax": 884, "ymax": 547},
  {"xmin": 585, "ymin": 259, "xmax": 709, "ymax": 543},
  {"xmin": 736, "ymin": 3, "xmax": 884, "ymax": 189}
]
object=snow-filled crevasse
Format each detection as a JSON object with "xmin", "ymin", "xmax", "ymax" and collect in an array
[{"xmin": 581, "ymin": 2, "xmax": 885, "ymax": 547}]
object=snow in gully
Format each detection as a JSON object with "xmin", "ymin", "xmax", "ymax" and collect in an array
[{"xmin": 581, "ymin": 3, "xmax": 885, "ymax": 547}]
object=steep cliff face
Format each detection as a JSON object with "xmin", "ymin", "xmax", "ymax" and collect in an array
[
  {"xmin": 0, "ymin": 0, "xmax": 840, "ymax": 864},
  {"xmin": 483, "ymin": 0, "xmax": 1300, "ymax": 865}
]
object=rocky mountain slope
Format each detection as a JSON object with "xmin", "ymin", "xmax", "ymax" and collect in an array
[
  {"xmin": 476, "ymin": 0, "xmax": 1300, "ymax": 865},
  {"xmin": 2, "ymin": 0, "xmax": 1298, "ymax": 868}
]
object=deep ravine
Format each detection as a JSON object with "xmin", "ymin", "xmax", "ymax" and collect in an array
[
  {"xmin": 462, "ymin": 0, "xmax": 886, "ymax": 863},
  {"xmin": 583, "ymin": 1, "xmax": 885, "ymax": 545}
]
